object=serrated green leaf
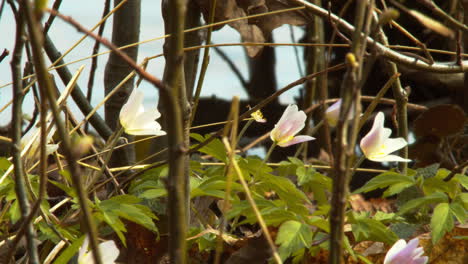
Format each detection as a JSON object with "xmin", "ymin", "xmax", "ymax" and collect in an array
[
  {"xmin": 96, "ymin": 195, "xmax": 158, "ymax": 245},
  {"xmin": 351, "ymin": 216, "xmax": 398, "ymax": 245},
  {"xmin": 449, "ymin": 202, "xmax": 466, "ymax": 223},
  {"xmin": 238, "ymin": 156, "xmax": 272, "ymax": 179},
  {"xmin": 431, "ymin": 202, "xmax": 453, "ymax": 244},
  {"xmin": 276, "ymin": 220, "xmax": 312, "ymax": 261},
  {"xmin": 305, "ymin": 216, "xmax": 329, "ymax": 232},
  {"xmin": 277, "ymin": 160, "xmax": 297, "ymax": 177},
  {"xmin": 52, "ymin": 235, "xmax": 86, "ymax": 264},
  {"xmin": 256, "ymin": 174, "xmax": 310, "ymax": 215},
  {"xmin": 190, "ymin": 133, "xmax": 227, "ymax": 162},
  {"xmin": 190, "ymin": 176, "xmax": 242, "ymax": 199},
  {"xmin": 353, "ymin": 172, "xmax": 414, "ymax": 194},
  {"xmin": 398, "ymin": 191, "xmax": 448, "ymax": 215}
]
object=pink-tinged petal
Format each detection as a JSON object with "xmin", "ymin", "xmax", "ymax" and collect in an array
[
  {"xmin": 276, "ymin": 105, "xmax": 299, "ymax": 128},
  {"xmin": 369, "ymin": 154, "xmax": 411, "ymax": 162},
  {"xmin": 384, "ymin": 238, "xmax": 427, "ymax": 264},
  {"xmin": 384, "ymin": 239, "xmax": 407, "ymax": 264},
  {"xmin": 278, "ymin": 135, "xmax": 315, "ymax": 147},
  {"xmin": 360, "ymin": 112, "xmax": 386, "ymax": 157},
  {"xmin": 412, "ymin": 256, "xmax": 428, "ymax": 264},
  {"xmin": 360, "ymin": 128, "xmax": 381, "ymax": 159},
  {"xmin": 325, "ymin": 99, "xmax": 342, "ymax": 127},
  {"xmin": 361, "ymin": 112, "xmax": 410, "ymax": 163},
  {"xmin": 285, "ymin": 110, "xmax": 307, "ymax": 136},
  {"xmin": 270, "ymin": 104, "xmax": 309, "ymax": 144}
]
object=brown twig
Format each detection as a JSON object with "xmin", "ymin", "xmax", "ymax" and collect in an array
[
  {"xmin": 8, "ymin": 3, "xmax": 39, "ymax": 262},
  {"xmin": 0, "ymin": 48, "xmax": 9, "ymax": 63},
  {"xmin": 24, "ymin": 3, "xmax": 103, "ymax": 263}
]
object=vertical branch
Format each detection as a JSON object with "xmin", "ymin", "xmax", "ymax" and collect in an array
[
  {"xmin": 22, "ymin": 2, "xmax": 103, "ymax": 264},
  {"xmin": 329, "ymin": 1, "xmax": 368, "ymax": 263},
  {"xmin": 104, "ymin": 0, "xmax": 140, "ymax": 167},
  {"xmin": 10, "ymin": 5, "xmax": 40, "ymax": 263},
  {"xmin": 162, "ymin": 0, "xmax": 189, "ymax": 262},
  {"xmin": 184, "ymin": 0, "xmax": 201, "ymax": 99}
]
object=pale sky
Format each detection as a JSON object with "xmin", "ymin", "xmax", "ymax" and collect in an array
[{"xmin": 0, "ymin": 0, "xmax": 304, "ymax": 126}]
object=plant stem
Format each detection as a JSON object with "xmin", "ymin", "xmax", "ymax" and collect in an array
[
  {"xmin": 264, "ymin": 142, "xmax": 277, "ymax": 164},
  {"xmin": 236, "ymin": 119, "xmax": 254, "ymax": 145},
  {"xmin": 23, "ymin": 1, "xmax": 103, "ymax": 263},
  {"xmin": 10, "ymin": 4, "xmax": 39, "ymax": 262}
]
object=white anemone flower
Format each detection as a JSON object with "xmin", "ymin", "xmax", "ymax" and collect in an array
[
  {"xmin": 384, "ymin": 238, "xmax": 428, "ymax": 264},
  {"xmin": 119, "ymin": 88, "xmax": 166, "ymax": 136},
  {"xmin": 325, "ymin": 99, "xmax": 355, "ymax": 127},
  {"xmin": 360, "ymin": 112, "xmax": 410, "ymax": 162},
  {"xmin": 270, "ymin": 105, "xmax": 315, "ymax": 147},
  {"xmin": 78, "ymin": 236, "xmax": 119, "ymax": 264}
]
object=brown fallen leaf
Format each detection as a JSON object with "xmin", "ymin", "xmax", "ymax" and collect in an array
[{"xmin": 195, "ymin": 0, "xmax": 308, "ymax": 57}]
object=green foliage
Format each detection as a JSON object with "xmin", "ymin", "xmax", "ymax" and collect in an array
[
  {"xmin": 430, "ymin": 203, "xmax": 453, "ymax": 243},
  {"xmin": 191, "ymin": 133, "xmax": 227, "ymax": 162},
  {"xmin": 276, "ymin": 220, "xmax": 313, "ymax": 261},
  {"xmin": 398, "ymin": 191, "xmax": 448, "ymax": 215},
  {"xmin": 191, "ymin": 175, "xmax": 243, "ymax": 199},
  {"xmin": 349, "ymin": 212, "xmax": 399, "ymax": 245},
  {"xmin": 94, "ymin": 195, "xmax": 158, "ymax": 245},
  {"xmin": 353, "ymin": 171, "xmax": 415, "ymax": 197}
]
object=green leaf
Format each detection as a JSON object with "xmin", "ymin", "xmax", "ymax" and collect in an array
[
  {"xmin": 351, "ymin": 215, "xmax": 398, "ymax": 245},
  {"xmin": 256, "ymin": 174, "xmax": 310, "ymax": 215},
  {"xmin": 456, "ymin": 193, "xmax": 468, "ymax": 209},
  {"xmin": 353, "ymin": 172, "xmax": 414, "ymax": 195},
  {"xmin": 96, "ymin": 195, "xmax": 158, "ymax": 245},
  {"xmin": 190, "ymin": 175, "xmax": 242, "ymax": 199},
  {"xmin": 398, "ymin": 191, "xmax": 448, "ymax": 215},
  {"xmin": 453, "ymin": 174, "xmax": 468, "ymax": 189},
  {"xmin": 190, "ymin": 133, "xmax": 227, "ymax": 162},
  {"xmin": 383, "ymin": 182, "xmax": 415, "ymax": 197},
  {"xmin": 276, "ymin": 220, "xmax": 313, "ymax": 261},
  {"xmin": 52, "ymin": 235, "xmax": 86, "ymax": 264},
  {"xmin": 139, "ymin": 189, "xmax": 167, "ymax": 199},
  {"xmin": 296, "ymin": 166, "xmax": 331, "ymax": 205},
  {"xmin": 431, "ymin": 202, "xmax": 453, "ymax": 244},
  {"xmin": 449, "ymin": 202, "xmax": 467, "ymax": 223}
]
